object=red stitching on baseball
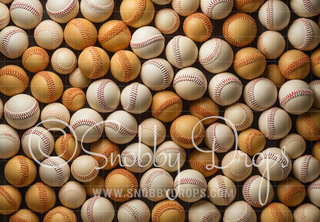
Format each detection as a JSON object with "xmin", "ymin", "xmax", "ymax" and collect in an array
[
  {"xmin": 42, "ymin": 158, "xmax": 65, "ymax": 186},
  {"xmin": 46, "ymin": 0, "xmax": 77, "ymax": 18},
  {"xmin": 296, "ymin": 18, "xmax": 314, "ymax": 50},
  {"xmin": 142, "ymin": 59, "xmax": 171, "ymax": 90},
  {"xmin": 216, "ymin": 175, "xmax": 230, "ymax": 204},
  {"xmin": 140, "ymin": 122, "xmax": 162, "ymax": 143},
  {"xmin": 205, "ymin": 0, "xmax": 233, "ymax": 18},
  {"xmin": 266, "ymin": 0, "xmax": 274, "ymax": 30},
  {"xmin": 22, "ymin": 128, "xmax": 52, "ymax": 157},
  {"xmin": 174, "ymin": 177, "xmax": 206, "ymax": 190},
  {"xmin": 130, "ymin": 34, "xmax": 164, "ymax": 49},
  {"xmin": 302, "ymin": 0, "xmax": 318, "ymax": 16},
  {"xmin": 97, "ymin": 79, "xmax": 116, "ymax": 112},
  {"xmin": 300, "ymin": 155, "xmax": 312, "ymax": 183},
  {"xmin": 86, "ymin": 196, "xmax": 99, "ymax": 222},
  {"xmin": 243, "ymin": 175, "xmax": 265, "ymax": 208},
  {"xmin": 280, "ymin": 89, "xmax": 314, "ymax": 108},
  {"xmin": 256, "ymin": 152, "xmax": 289, "ymax": 180},
  {"xmin": 199, "ymin": 38, "xmax": 222, "ymax": 65},
  {"xmin": 173, "ymin": 73, "xmax": 206, "ymax": 95},
  {"xmin": 4, "ymin": 98, "xmax": 38, "ymax": 121},
  {"xmin": 125, "ymin": 83, "xmax": 139, "ymax": 112},
  {"xmin": 105, "ymin": 120, "xmax": 137, "ymax": 136},
  {"xmin": 2, "ymin": 28, "xmax": 27, "ymax": 58},
  {"xmin": 247, "ymin": 78, "xmax": 271, "ymax": 111},
  {"xmin": 213, "ymin": 77, "xmax": 242, "ymax": 105},
  {"xmin": 172, "ymin": 36, "xmax": 183, "ymax": 68},
  {"xmin": 71, "ymin": 119, "xmax": 101, "ymax": 139},
  {"xmin": 82, "ymin": 0, "xmax": 114, "ymax": 14},
  {"xmin": 266, "ymin": 107, "xmax": 277, "ymax": 139},
  {"xmin": 10, "ymin": 1, "xmax": 42, "ymax": 23},
  {"xmin": 143, "ymin": 169, "xmax": 172, "ymax": 197},
  {"xmin": 122, "ymin": 202, "xmax": 142, "ymax": 222}
]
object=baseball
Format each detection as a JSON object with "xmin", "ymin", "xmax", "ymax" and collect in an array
[
  {"xmin": 201, "ymin": 0, "xmax": 233, "ymax": 19},
  {"xmin": 41, "ymin": 103, "xmax": 70, "ymax": 131},
  {"xmin": 0, "ymin": 124, "xmax": 19, "ymax": 159},
  {"xmin": 98, "ymin": 20, "xmax": 131, "ymax": 52},
  {"xmin": 39, "ymin": 157, "xmax": 70, "ymax": 187},
  {"xmin": 243, "ymin": 77, "xmax": 278, "ymax": 111},
  {"xmin": 80, "ymin": 0, "xmax": 114, "ymax": 23},
  {"xmin": 34, "ymin": 20, "xmax": 63, "ymax": 50},
  {"xmin": 293, "ymin": 203, "xmax": 320, "ymax": 222},
  {"xmin": 172, "ymin": 0, "xmax": 199, "ymax": 16},
  {"xmin": 22, "ymin": 46, "xmax": 49, "ymax": 73},
  {"xmin": 204, "ymin": 122, "xmax": 235, "ymax": 153},
  {"xmin": 296, "ymin": 108, "xmax": 320, "ymax": 141},
  {"xmin": 59, "ymin": 181, "xmax": 86, "ymax": 209},
  {"xmin": 110, "ymin": 50, "xmax": 141, "ymax": 82},
  {"xmin": 78, "ymin": 46, "xmax": 110, "ymax": 79},
  {"xmin": 174, "ymin": 169, "xmax": 207, "ymax": 202},
  {"xmin": 188, "ymin": 200, "xmax": 221, "ymax": 222},
  {"xmin": 141, "ymin": 58, "xmax": 174, "ymax": 91},
  {"xmin": 207, "ymin": 175, "xmax": 237, "ymax": 206},
  {"xmin": 9, "ymin": 209, "xmax": 39, "ymax": 222},
  {"xmin": 277, "ymin": 177, "xmax": 306, "ymax": 207},
  {"xmin": 222, "ymin": 13, "xmax": 257, "ymax": 47},
  {"xmin": 278, "ymin": 49, "xmax": 310, "ymax": 80},
  {"xmin": 71, "ymin": 155, "xmax": 99, "ymax": 182},
  {"xmin": 310, "ymin": 80, "xmax": 320, "ymax": 109},
  {"xmin": 139, "ymin": 118, "xmax": 166, "ymax": 146},
  {"xmin": 120, "ymin": 0, "xmax": 155, "ymax": 28},
  {"xmin": 152, "ymin": 200, "xmax": 185, "ymax": 222},
  {"xmin": 155, "ymin": 140, "xmax": 186, "ymax": 172},
  {"xmin": 90, "ymin": 139, "xmax": 120, "ymax": 170},
  {"xmin": 224, "ymin": 103, "xmax": 254, "ymax": 132},
  {"xmin": 190, "ymin": 97, "xmax": 219, "ymax": 125},
  {"xmin": 83, "ymin": 175, "xmax": 105, "ymax": 197},
  {"xmin": 46, "ymin": 0, "xmax": 79, "ymax": 24},
  {"xmin": 238, "ymin": 128, "xmax": 266, "ymax": 156},
  {"xmin": 121, "ymin": 142, "xmax": 153, "ymax": 173},
  {"xmin": 313, "ymin": 141, "xmax": 320, "ymax": 162},
  {"xmin": 235, "ymin": 0, "xmax": 264, "ymax": 13},
  {"xmin": 152, "ymin": 0, "xmax": 171, "ymax": 4},
  {"xmin": 223, "ymin": 201, "xmax": 257, "ymax": 222},
  {"xmin": 242, "ymin": 175, "xmax": 274, "ymax": 208},
  {"xmin": 311, "ymin": 46, "xmax": 320, "ymax": 77},
  {"xmin": 70, "ymin": 108, "xmax": 104, "ymax": 143},
  {"xmin": 222, "ymin": 150, "xmax": 253, "ymax": 182},
  {"xmin": 140, "ymin": 168, "xmax": 173, "ymax": 202},
  {"xmin": 292, "ymin": 155, "xmax": 320, "ymax": 183},
  {"xmin": 260, "ymin": 203, "xmax": 293, "ymax": 222},
  {"xmin": 0, "ymin": 65, "xmax": 29, "ymax": 96},
  {"xmin": 0, "ymin": 26, "xmax": 28, "ymax": 59},
  {"xmin": 208, "ymin": 72, "xmax": 243, "ymax": 106},
  {"xmin": 21, "ymin": 126, "xmax": 54, "ymax": 161},
  {"xmin": 308, "ymin": 178, "xmax": 320, "ymax": 207},
  {"xmin": 0, "ymin": 185, "xmax": 21, "ymax": 215},
  {"xmin": 121, "ymin": 82, "xmax": 152, "ymax": 114},
  {"xmin": 30, "ymin": 71, "xmax": 64, "ymax": 104},
  {"xmin": 10, "ymin": 0, "xmax": 43, "ymax": 29},
  {"xmin": 262, "ymin": 64, "xmax": 285, "ymax": 89},
  {"xmin": 4, "ymin": 155, "xmax": 37, "ymax": 187},
  {"xmin": 199, "ymin": 38, "xmax": 234, "ymax": 74},
  {"xmin": 55, "ymin": 134, "xmax": 81, "ymax": 162},
  {"xmin": 257, "ymin": 31, "xmax": 286, "ymax": 59},
  {"xmin": 258, "ymin": 0, "xmax": 291, "ymax": 31},
  {"xmin": 165, "ymin": 35, "xmax": 198, "ymax": 68},
  {"xmin": 44, "ymin": 206, "xmax": 77, "ymax": 222},
  {"xmin": 189, "ymin": 147, "xmax": 218, "ymax": 177},
  {"xmin": 51, "ymin": 48, "xmax": 77, "ymax": 74},
  {"xmin": 105, "ymin": 168, "xmax": 138, "ymax": 202},
  {"xmin": 0, "ymin": 3, "xmax": 10, "ymax": 30},
  {"xmin": 81, "ymin": 196, "xmax": 115, "ymax": 222},
  {"xmin": 0, "ymin": 98, "xmax": 2, "ymax": 120},
  {"xmin": 118, "ymin": 199, "xmax": 150, "ymax": 222},
  {"xmin": 154, "ymin": 9, "xmax": 180, "ymax": 34},
  {"xmin": 68, "ymin": 68, "xmax": 91, "ymax": 89},
  {"xmin": 258, "ymin": 107, "xmax": 292, "ymax": 140},
  {"xmin": 64, "ymin": 18, "xmax": 97, "ymax": 51},
  {"xmin": 183, "ymin": 12, "xmax": 212, "ymax": 42},
  {"xmin": 25, "ymin": 182, "xmax": 56, "ymax": 214},
  {"xmin": 291, "ymin": 0, "xmax": 320, "ymax": 17},
  {"xmin": 130, "ymin": 26, "xmax": 165, "ymax": 59},
  {"xmin": 62, "ymin": 87, "xmax": 86, "ymax": 111},
  {"xmin": 4, "ymin": 94, "xmax": 40, "ymax": 130},
  {"xmin": 170, "ymin": 115, "xmax": 205, "ymax": 149},
  {"xmin": 280, "ymin": 133, "xmax": 306, "ymax": 159},
  {"xmin": 104, "ymin": 110, "xmax": 137, "ymax": 144}
]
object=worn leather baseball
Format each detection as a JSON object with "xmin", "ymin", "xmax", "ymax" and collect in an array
[
  {"xmin": 0, "ymin": 185, "xmax": 21, "ymax": 215},
  {"xmin": 44, "ymin": 206, "xmax": 77, "ymax": 222},
  {"xmin": 22, "ymin": 46, "xmax": 49, "ymax": 73},
  {"xmin": 201, "ymin": 0, "xmax": 233, "ymax": 19},
  {"xmin": 71, "ymin": 155, "xmax": 99, "ymax": 182},
  {"xmin": 277, "ymin": 177, "xmax": 306, "ymax": 207},
  {"xmin": 190, "ymin": 97, "xmax": 219, "ymax": 125},
  {"xmin": 9, "ymin": 209, "xmax": 39, "ymax": 222},
  {"xmin": 292, "ymin": 155, "xmax": 320, "ymax": 183},
  {"xmin": 139, "ymin": 118, "xmax": 166, "ymax": 146},
  {"xmin": 296, "ymin": 108, "xmax": 320, "ymax": 141},
  {"xmin": 90, "ymin": 139, "xmax": 120, "ymax": 170},
  {"xmin": 262, "ymin": 64, "xmax": 285, "ymax": 89},
  {"xmin": 54, "ymin": 134, "xmax": 81, "ymax": 162},
  {"xmin": 68, "ymin": 68, "xmax": 91, "ymax": 89},
  {"xmin": 154, "ymin": 8, "xmax": 180, "ymax": 34},
  {"xmin": 223, "ymin": 201, "xmax": 257, "ymax": 222},
  {"xmin": 260, "ymin": 203, "xmax": 293, "ymax": 222},
  {"xmin": 40, "ymin": 157, "xmax": 70, "ymax": 187},
  {"xmin": 224, "ymin": 103, "xmax": 254, "ymax": 132},
  {"xmin": 257, "ymin": 31, "xmax": 286, "ymax": 59},
  {"xmin": 238, "ymin": 128, "xmax": 266, "ymax": 156},
  {"xmin": 152, "ymin": 200, "xmax": 185, "ymax": 222},
  {"xmin": 62, "ymin": 87, "xmax": 86, "ymax": 111},
  {"xmin": 51, "ymin": 48, "xmax": 77, "ymax": 74},
  {"xmin": 183, "ymin": 12, "xmax": 212, "ymax": 42},
  {"xmin": 290, "ymin": 0, "xmax": 320, "ymax": 18}
]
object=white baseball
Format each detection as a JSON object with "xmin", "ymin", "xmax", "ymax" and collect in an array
[
  {"xmin": 189, "ymin": 200, "xmax": 221, "ymax": 222},
  {"xmin": 224, "ymin": 103, "xmax": 253, "ymax": 132},
  {"xmin": 288, "ymin": 18, "xmax": 320, "ymax": 51},
  {"xmin": 121, "ymin": 82, "xmax": 152, "ymax": 114},
  {"xmin": 310, "ymin": 80, "xmax": 320, "ymax": 109},
  {"xmin": 86, "ymin": 79, "xmax": 120, "ymax": 113},
  {"xmin": 208, "ymin": 72, "xmax": 242, "ymax": 106},
  {"xmin": 258, "ymin": 0, "xmax": 291, "ymax": 31},
  {"xmin": 0, "ymin": 26, "xmax": 28, "ymax": 59},
  {"xmin": 70, "ymin": 108, "xmax": 104, "ymax": 143},
  {"xmin": 173, "ymin": 67, "xmax": 207, "ymax": 101},
  {"xmin": 199, "ymin": 38, "xmax": 234, "ymax": 74},
  {"xmin": 140, "ymin": 168, "xmax": 173, "ymax": 202},
  {"xmin": 139, "ymin": 118, "xmax": 166, "ymax": 147},
  {"xmin": 4, "ymin": 94, "xmax": 39, "ymax": 130},
  {"xmin": 200, "ymin": 0, "xmax": 233, "ymax": 19},
  {"xmin": 292, "ymin": 155, "xmax": 320, "ymax": 183},
  {"xmin": 290, "ymin": 0, "xmax": 320, "ymax": 18},
  {"xmin": 34, "ymin": 20, "xmax": 64, "ymax": 50},
  {"xmin": 21, "ymin": 126, "xmax": 54, "ymax": 161},
  {"xmin": 71, "ymin": 155, "xmax": 99, "ymax": 182},
  {"xmin": 39, "ymin": 157, "xmax": 70, "ymax": 187},
  {"xmin": 130, "ymin": 26, "xmax": 165, "ymax": 59},
  {"xmin": 207, "ymin": 175, "xmax": 237, "ymax": 206},
  {"xmin": 257, "ymin": 31, "xmax": 286, "ymax": 59},
  {"xmin": 279, "ymin": 79, "xmax": 315, "ymax": 115},
  {"xmin": 244, "ymin": 77, "xmax": 278, "ymax": 111},
  {"xmin": 51, "ymin": 48, "xmax": 77, "ymax": 74},
  {"xmin": 152, "ymin": 0, "xmax": 172, "ymax": 5},
  {"xmin": 80, "ymin": 0, "xmax": 114, "ymax": 23},
  {"xmin": 155, "ymin": 141, "xmax": 186, "ymax": 172},
  {"xmin": 118, "ymin": 199, "xmax": 150, "ymax": 222},
  {"xmin": 46, "ymin": 0, "xmax": 79, "ymax": 24},
  {"xmin": 166, "ymin": 35, "xmax": 198, "ymax": 68},
  {"xmin": 172, "ymin": 0, "xmax": 199, "ymax": 16},
  {"xmin": 0, "ymin": 98, "xmax": 2, "ymax": 119},
  {"xmin": 81, "ymin": 196, "xmax": 115, "ymax": 222},
  {"xmin": 308, "ymin": 178, "xmax": 320, "ymax": 207},
  {"xmin": 0, "ymin": 3, "xmax": 10, "ymax": 30},
  {"xmin": 293, "ymin": 203, "xmax": 320, "ymax": 222},
  {"xmin": 280, "ymin": 133, "xmax": 306, "ymax": 159},
  {"xmin": 0, "ymin": 124, "xmax": 20, "ymax": 159},
  {"xmin": 121, "ymin": 142, "xmax": 154, "ymax": 173},
  {"xmin": 223, "ymin": 201, "xmax": 257, "ymax": 222},
  {"xmin": 69, "ymin": 68, "xmax": 91, "ymax": 89},
  {"xmin": 10, "ymin": 0, "xmax": 43, "ymax": 29},
  {"xmin": 105, "ymin": 110, "xmax": 137, "ymax": 144},
  {"xmin": 204, "ymin": 122, "xmax": 234, "ymax": 153},
  {"xmin": 59, "ymin": 181, "xmax": 87, "ymax": 209},
  {"xmin": 174, "ymin": 169, "xmax": 207, "ymax": 202},
  {"xmin": 41, "ymin": 103, "xmax": 70, "ymax": 131},
  {"xmin": 258, "ymin": 107, "xmax": 292, "ymax": 140},
  {"xmin": 154, "ymin": 9, "xmax": 180, "ymax": 34}
]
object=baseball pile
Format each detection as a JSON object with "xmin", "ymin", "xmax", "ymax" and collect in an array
[{"xmin": 0, "ymin": 0, "xmax": 320, "ymax": 221}]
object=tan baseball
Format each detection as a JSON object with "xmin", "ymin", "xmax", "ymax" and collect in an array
[
  {"xmin": 139, "ymin": 118, "xmax": 166, "ymax": 146},
  {"xmin": 81, "ymin": 196, "xmax": 115, "ymax": 222},
  {"xmin": 293, "ymin": 203, "xmax": 320, "ymax": 222},
  {"xmin": 68, "ymin": 68, "xmax": 91, "ymax": 89},
  {"xmin": 280, "ymin": 133, "xmax": 306, "ymax": 159}
]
